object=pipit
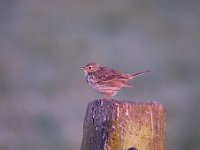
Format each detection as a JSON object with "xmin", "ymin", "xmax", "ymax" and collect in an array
[{"xmin": 80, "ymin": 62, "xmax": 150, "ymax": 99}]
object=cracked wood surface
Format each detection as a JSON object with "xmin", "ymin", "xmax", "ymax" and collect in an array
[{"xmin": 81, "ymin": 99, "xmax": 166, "ymax": 150}]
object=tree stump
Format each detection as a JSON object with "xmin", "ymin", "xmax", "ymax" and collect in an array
[{"xmin": 81, "ymin": 99, "xmax": 166, "ymax": 150}]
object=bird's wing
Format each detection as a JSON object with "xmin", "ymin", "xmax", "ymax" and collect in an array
[{"xmin": 95, "ymin": 67, "xmax": 128, "ymax": 82}]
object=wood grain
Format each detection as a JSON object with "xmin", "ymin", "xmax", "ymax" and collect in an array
[{"xmin": 81, "ymin": 99, "xmax": 166, "ymax": 150}]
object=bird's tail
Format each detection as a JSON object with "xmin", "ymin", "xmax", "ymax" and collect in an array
[{"xmin": 130, "ymin": 70, "xmax": 150, "ymax": 78}]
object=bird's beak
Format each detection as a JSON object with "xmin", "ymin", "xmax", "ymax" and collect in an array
[{"xmin": 80, "ymin": 67, "xmax": 85, "ymax": 70}]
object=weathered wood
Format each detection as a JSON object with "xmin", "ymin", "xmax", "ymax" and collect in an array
[{"xmin": 81, "ymin": 99, "xmax": 166, "ymax": 150}]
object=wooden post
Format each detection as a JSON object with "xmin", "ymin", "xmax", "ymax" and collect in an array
[{"xmin": 81, "ymin": 99, "xmax": 166, "ymax": 150}]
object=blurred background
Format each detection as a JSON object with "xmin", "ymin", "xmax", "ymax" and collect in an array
[{"xmin": 0, "ymin": 0, "xmax": 200, "ymax": 150}]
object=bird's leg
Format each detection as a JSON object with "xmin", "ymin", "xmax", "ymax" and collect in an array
[{"xmin": 103, "ymin": 94, "xmax": 111, "ymax": 100}]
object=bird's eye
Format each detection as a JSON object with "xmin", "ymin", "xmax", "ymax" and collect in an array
[{"xmin": 88, "ymin": 66, "xmax": 92, "ymax": 69}]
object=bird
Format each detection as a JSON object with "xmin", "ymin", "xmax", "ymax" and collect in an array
[{"xmin": 80, "ymin": 62, "xmax": 150, "ymax": 99}]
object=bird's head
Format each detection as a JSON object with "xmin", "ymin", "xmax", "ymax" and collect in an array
[{"xmin": 80, "ymin": 62, "xmax": 100, "ymax": 74}]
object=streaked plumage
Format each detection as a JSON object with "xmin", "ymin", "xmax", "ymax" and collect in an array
[{"xmin": 80, "ymin": 62, "xmax": 150, "ymax": 99}]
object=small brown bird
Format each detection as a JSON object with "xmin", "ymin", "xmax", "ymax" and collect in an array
[{"xmin": 80, "ymin": 62, "xmax": 150, "ymax": 99}]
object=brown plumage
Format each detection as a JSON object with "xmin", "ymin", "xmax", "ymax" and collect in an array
[{"xmin": 80, "ymin": 62, "xmax": 150, "ymax": 99}]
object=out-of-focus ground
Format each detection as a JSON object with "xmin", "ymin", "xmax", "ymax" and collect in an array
[{"xmin": 0, "ymin": 1, "xmax": 200, "ymax": 150}]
